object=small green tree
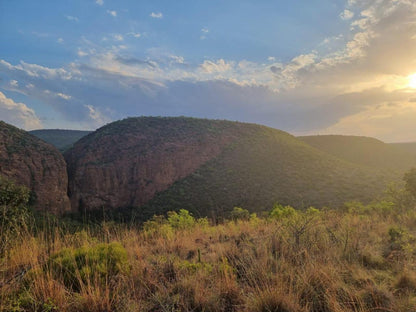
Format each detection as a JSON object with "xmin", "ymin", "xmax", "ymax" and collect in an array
[
  {"xmin": 404, "ymin": 168, "xmax": 416, "ymax": 198},
  {"xmin": 0, "ymin": 176, "xmax": 31, "ymax": 254},
  {"xmin": 167, "ymin": 209, "xmax": 196, "ymax": 230},
  {"xmin": 230, "ymin": 206, "xmax": 250, "ymax": 221}
]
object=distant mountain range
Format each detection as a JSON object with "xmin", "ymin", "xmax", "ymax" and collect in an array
[
  {"xmin": 1, "ymin": 117, "xmax": 415, "ymax": 220},
  {"xmin": 29, "ymin": 129, "xmax": 92, "ymax": 152}
]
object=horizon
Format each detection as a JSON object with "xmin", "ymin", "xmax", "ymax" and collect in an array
[{"xmin": 2, "ymin": 0, "xmax": 416, "ymax": 142}]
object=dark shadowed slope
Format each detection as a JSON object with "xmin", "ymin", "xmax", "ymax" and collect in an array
[
  {"xmin": 30, "ymin": 129, "xmax": 92, "ymax": 153},
  {"xmin": 66, "ymin": 117, "xmax": 393, "ymax": 219},
  {"xmin": 299, "ymin": 135, "xmax": 416, "ymax": 171},
  {"xmin": 0, "ymin": 121, "xmax": 71, "ymax": 214}
]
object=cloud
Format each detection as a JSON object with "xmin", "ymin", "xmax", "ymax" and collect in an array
[
  {"xmin": 127, "ymin": 32, "xmax": 141, "ymax": 38},
  {"xmin": 2, "ymin": 0, "xmax": 416, "ymax": 140},
  {"xmin": 107, "ymin": 10, "xmax": 117, "ymax": 17},
  {"xmin": 0, "ymin": 91, "xmax": 42, "ymax": 130},
  {"xmin": 113, "ymin": 34, "xmax": 124, "ymax": 41},
  {"xmin": 340, "ymin": 9, "xmax": 354, "ymax": 20},
  {"xmin": 66, "ymin": 15, "xmax": 79, "ymax": 22},
  {"xmin": 201, "ymin": 28, "xmax": 209, "ymax": 33},
  {"xmin": 77, "ymin": 49, "xmax": 88, "ymax": 57},
  {"xmin": 114, "ymin": 56, "xmax": 156, "ymax": 68},
  {"xmin": 200, "ymin": 59, "xmax": 232, "ymax": 73},
  {"xmin": 96, "ymin": 0, "xmax": 103, "ymax": 5},
  {"xmin": 57, "ymin": 38, "xmax": 64, "ymax": 44},
  {"xmin": 150, "ymin": 12, "xmax": 163, "ymax": 19}
]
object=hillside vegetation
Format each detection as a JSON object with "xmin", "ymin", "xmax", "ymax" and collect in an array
[
  {"xmin": 0, "ymin": 122, "xmax": 70, "ymax": 214},
  {"xmin": 66, "ymin": 117, "xmax": 397, "ymax": 220},
  {"xmin": 1, "ymin": 176, "xmax": 416, "ymax": 311},
  {"xmin": 391, "ymin": 142, "xmax": 416, "ymax": 157},
  {"xmin": 299, "ymin": 135, "xmax": 416, "ymax": 171},
  {"xmin": 30, "ymin": 129, "xmax": 92, "ymax": 153}
]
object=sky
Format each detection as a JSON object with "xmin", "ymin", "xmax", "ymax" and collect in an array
[{"xmin": 1, "ymin": 0, "xmax": 416, "ymax": 142}]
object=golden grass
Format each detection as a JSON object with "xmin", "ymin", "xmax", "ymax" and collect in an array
[{"xmin": 1, "ymin": 206, "xmax": 416, "ymax": 311}]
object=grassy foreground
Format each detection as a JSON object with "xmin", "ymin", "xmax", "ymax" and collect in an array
[{"xmin": 1, "ymin": 198, "xmax": 416, "ymax": 312}]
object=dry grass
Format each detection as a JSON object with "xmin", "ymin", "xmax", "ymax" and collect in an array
[{"xmin": 1, "ymin": 206, "xmax": 416, "ymax": 311}]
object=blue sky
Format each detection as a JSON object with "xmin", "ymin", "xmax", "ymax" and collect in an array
[{"xmin": 1, "ymin": 0, "xmax": 416, "ymax": 142}]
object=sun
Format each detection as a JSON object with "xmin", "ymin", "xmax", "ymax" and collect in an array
[{"xmin": 408, "ymin": 74, "xmax": 416, "ymax": 88}]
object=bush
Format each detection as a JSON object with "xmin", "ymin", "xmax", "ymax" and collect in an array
[
  {"xmin": 230, "ymin": 207, "xmax": 250, "ymax": 221},
  {"xmin": 48, "ymin": 242, "xmax": 130, "ymax": 290},
  {"xmin": 167, "ymin": 209, "xmax": 196, "ymax": 230},
  {"xmin": 0, "ymin": 176, "xmax": 31, "ymax": 254},
  {"xmin": 269, "ymin": 203, "xmax": 297, "ymax": 220}
]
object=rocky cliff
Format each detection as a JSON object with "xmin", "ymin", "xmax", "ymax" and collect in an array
[
  {"xmin": 0, "ymin": 121, "xmax": 71, "ymax": 214},
  {"xmin": 65, "ymin": 117, "xmax": 248, "ymax": 212},
  {"xmin": 65, "ymin": 117, "xmax": 395, "ymax": 217}
]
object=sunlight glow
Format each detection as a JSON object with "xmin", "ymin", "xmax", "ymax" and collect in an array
[{"xmin": 408, "ymin": 74, "xmax": 416, "ymax": 88}]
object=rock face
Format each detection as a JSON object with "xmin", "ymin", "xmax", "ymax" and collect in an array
[
  {"xmin": 0, "ymin": 121, "xmax": 71, "ymax": 214},
  {"xmin": 65, "ymin": 117, "xmax": 246, "ymax": 212}
]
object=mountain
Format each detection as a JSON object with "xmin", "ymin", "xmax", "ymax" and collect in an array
[
  {"xmin": 0, "ymin": 121, "xmax": 71, "ymax": 214},
  {"xmin": 65, "ymin": 117, "xmax": 394, "ymax": 219},
  {"xmin": 30, "ymin": 129, "xmax": 92, "ymax": 152},
  {"xmin": 390, "ymin": 142, "xmax": 416, "ymax": 158},
  {"xmin": 298, "ymin": 135, "xmax": 416, "ymax": 171}
]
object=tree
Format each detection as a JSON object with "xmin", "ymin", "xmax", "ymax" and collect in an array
[
  {"xmin": 0, "ymin": 175, "xmax": 31, "ymax": 254},
  {"xmin": 404, "ymin": 168, "xmax": 416, "ymax": 198}
]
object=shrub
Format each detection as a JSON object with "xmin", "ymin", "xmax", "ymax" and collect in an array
[
  {"xmin": 269, "ymin": 204, "xmax": 297, "ymax": 221},
  {"xmin": 48, "ymin": 242, "xmax": 130, "ymax": 290},
  {"xmin": 0, "ymin": 176, "xmax": 31, "ymax": 254},
  {"xmin": 231, "ymin": 207, "xmax": 250, "ymax": 221},
  {"xmin": 167, "ymin": 209, "xmax": 196, "ymax": 230}
]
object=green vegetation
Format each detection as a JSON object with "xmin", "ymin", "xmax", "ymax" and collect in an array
[
  {"xmin": 140, "ymin": 124, "xmax": 394, "ymax": 219},
  {"xmin": 391, "ymin": 142, "xmax": 416, "ymax": 157},
  {"xmin": 0, "ymin": 176, "xmax": 31, "ymax": 255},
  {"xmin": 29, "ymin": 129, "xmax": 92, "ymax": 153},
  {"xmin": 299, "ymin": 134, "xmax": 416, "ymax": 171},
  {"xmin": 1, "ymin": 170, "xmax": 416, "ymax": 311},
  {"xmin": 0, "ymin": 203, "xmax": 416, "ymax": 311},
  {"xmin": 0, "ymin": 121, "xmax": 53, "ymax": 157}
]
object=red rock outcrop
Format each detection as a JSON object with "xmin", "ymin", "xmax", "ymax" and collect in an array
[
  {"xmin": 65, "ymin": 117, "xmax": 244, "ymax": 212},
  {"xmin": 0, "ymin": 121, "xmax": 71, "ymax": 214}
]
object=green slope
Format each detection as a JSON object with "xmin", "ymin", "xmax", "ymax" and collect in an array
[
  {"xmin": 298, "ymin": 135, "xmax": 416, "ymax": 171},
  {"xmin": 390, "ymin": 142, "xmax": 416, "ymax": 158},
  {"xmin": 30, "ymin": 129, "xmax": 92, "ymax": 153},
  {"xmin": 135, "ymin": 122, "xmax": 395, "ymax": 219}
]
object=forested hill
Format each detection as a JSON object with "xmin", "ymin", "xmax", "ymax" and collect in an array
[
  {"xmin": 299, "ymin": 135, "xmax": 416, "ymax": 171},
  {"xmin": 30, "ymin": 129, "xmax": 92, "ymax": 152},
  {"xmin": 65, "ymin": 117, "xmax": 395, "ymax": 219}
]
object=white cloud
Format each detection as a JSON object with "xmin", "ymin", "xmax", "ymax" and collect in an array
[
  {"xmin": 77, "ymin": 49, "xmax": 88, "ymax": 57},
  {"xmin": 127, "ymin": 32, "xmax": 141, "ymax": 38},
  {"xmin": 66, "ymin": 15, "xmax": 79, "ymax": 22},
  {"xmin": 200, "ymin": 59, "xmax": 232, "ymax": 73},
  {"xmin": 96, "ymin": 0, "xmax": 103, "ymax": 5},
  {"xmin": 340, "ymin": 9, "xmax": 354, "ymax": 20},
  {"xmin": 57, "ymin": 92, "xmax": 72, "ymax": 100},
  {"xmin": 10, "ymin": 80, "xmax": 18, "ymax": 87},
  {"xmin": 2, "ymin": 1, "xmax": 416, "ymax": 140},
  {"xmin": 150, "ymin": 12, "xmax": 163, "ymax": 19},
  {"xmin": 107, "ymin": 10, "xmax": 117, "ymax": 17},
  {"xmin": 201, "ymin": 28, "xmax": 209, "ymax": 33},
  {"xmin": 57, "ymin": 38, "xmax": 64, "ymax": 44},
  {"xmin": 85, "ymin": 104, "xmax": 111, "ymax": 125},
  {"xmin": 0, "ymin": 91, "xmax": 42, "ymax": 130},
  {"xmin": 113, "ymin": 34, "xmax": 124, "ymax": 41}
]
